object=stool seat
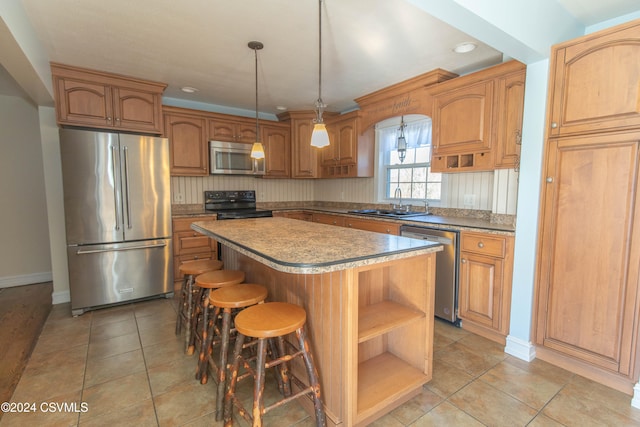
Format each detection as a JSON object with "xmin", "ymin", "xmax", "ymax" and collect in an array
[
  {"xmin": 208, "ymin": 284, "xmax": 268, "ymax": 309},
  {"xmin": 235, "ymin": 302, "xmax": 306, "ymax": 339},
  {"xmin": 196, "ymin": 270, "xmax": 245, "ymax": 288},
  {"xmin": 179, "ymin": 259, "xmax": 224, "ymax": 276}
]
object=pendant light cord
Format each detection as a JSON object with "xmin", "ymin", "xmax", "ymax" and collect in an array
[
  {"xmin": 316, "ymin": 0, "xmax": 324, "ymax": 123},
  {"xmin": 254, "ymin": 45, "xmax": 259, "ymax": 140}
]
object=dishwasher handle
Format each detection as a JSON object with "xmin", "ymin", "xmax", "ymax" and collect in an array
[{"xmin": 401, "ymin": 231, "xmax": 452, "ymax": 245}]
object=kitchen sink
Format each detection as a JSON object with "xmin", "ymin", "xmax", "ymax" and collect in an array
[{"xmin": 347, "ymin": 208, "xmax": 429, "ymax": 218}]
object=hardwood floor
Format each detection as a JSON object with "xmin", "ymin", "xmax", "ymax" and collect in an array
[{"xmin": 0, "ymin": 283, "xmax": 52, "ymax": 413}]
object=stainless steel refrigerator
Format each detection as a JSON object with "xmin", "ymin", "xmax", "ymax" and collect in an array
[{"xmin": 59, "ymin": 128, "xmax": 173, "ymax": 315}]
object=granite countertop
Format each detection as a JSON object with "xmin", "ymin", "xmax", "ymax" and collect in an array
[
  {"xmin": 192, "ymin": 217, "xmax": 442, "ymax": 274},
  {"xmin": 173, "ymin": 204, "xmax": 515, "ymax": 234}
]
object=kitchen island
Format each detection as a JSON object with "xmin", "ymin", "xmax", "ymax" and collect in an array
[{"xmin": 192, "ymin": 217, "xmax": 442, "ymax": 426}]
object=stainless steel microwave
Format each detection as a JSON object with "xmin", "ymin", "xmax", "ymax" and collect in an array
[{"xmin": 209, "ymin": 140, "xmax": 265, "ymax": 175}]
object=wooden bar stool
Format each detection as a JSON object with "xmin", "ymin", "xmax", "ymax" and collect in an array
[
  {"xmin": 197, "ymin": 284, "xmax": 268, "ymax": 420},
  {"xmin": 175, "ymin": 259, "xmax": 224, "ymax": 353},
  {"xmin": 188, "ymin": 270, "xmax": 245, "ymax": 356},
  {"xmin": 223, "ymin": 302, "xmax": 325, "ymax": 427}
]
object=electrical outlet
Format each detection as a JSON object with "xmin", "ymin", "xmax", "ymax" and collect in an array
[
  {"xmin": 340, "ymin": 191, "xmax": 345, "ymax": 201},
  {"xmin": 174, "ymin": 193, "xmax": 184, "ymax": 203},
  {"xmin": 463, "ymin": 194, "xmax": 475, "ymax": 207}
]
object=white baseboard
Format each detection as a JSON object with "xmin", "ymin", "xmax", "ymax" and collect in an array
[
  {"xmin": 632, "ymin": 383, "xmax": 640, "ymax": 409},
  {"xmin": 0, "ymin": 272, "xmax": 53, "ymax": 289},
  {"xmin": 505, "ymin": 335, "xmax": 536, "ymax": 362},
  {"xmin": 52, "ymin": 290, "xmax": 70, "ymax": 304}
]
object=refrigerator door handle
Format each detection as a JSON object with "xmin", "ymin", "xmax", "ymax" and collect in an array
[
  {"xmin": 76, "ymin": 242, "xmax": 167, "ymax": 255},
  {"xmin": 111, "ymin": 145, "xmax": 122, "ymax": 231},
  {"xmin": 123, "ymin": 146, "xmax": 133, "ymax": 229}
]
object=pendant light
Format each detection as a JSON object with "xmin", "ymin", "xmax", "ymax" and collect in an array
[
  {"xmin": 249, "ymin": 41, "xmax": 265, "ymax": 159},
  {"xmin": 397, "ymin": 116, "xmax": 407, "ymax": 163},
  {"xmin": 310, "ymin": 0, "xmax": 330, "ymax": 148}
]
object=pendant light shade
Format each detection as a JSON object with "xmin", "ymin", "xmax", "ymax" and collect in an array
[
  {"xmin": 311, "ymin": 123, "xmax": 330, "ymax": 148},
  {"xmin": 310, "ymin": 0, "xmax": 331, "ymax": 148},
  {"xmin": 249, "ymin": 41, "xmax": 265, "ymax": 159},
  {"xmin": 397, "ymin": 116, "xmax": 407, "ymax": 163}
]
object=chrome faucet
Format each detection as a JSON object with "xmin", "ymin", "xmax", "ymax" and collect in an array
[{"xmin": 393, "ymin": 187, "xmax": 402, "ymax": 210}]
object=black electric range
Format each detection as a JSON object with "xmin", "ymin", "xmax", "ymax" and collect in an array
[{"xmin": 204, "ymin": 190, "xmax": 273, "ymax": 220}]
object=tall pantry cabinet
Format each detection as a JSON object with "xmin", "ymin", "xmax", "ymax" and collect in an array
[{"xmin": 534, "ymin": 19, "xmax": 640, "ymax": 395}]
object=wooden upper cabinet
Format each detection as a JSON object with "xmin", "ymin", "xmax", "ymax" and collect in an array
[
  {"xmin": 429, "ymin": 60, "xmax": 526, "ymax": 173},
  {"xmin": 321, "ymin": 111, "xmax": 374, "ymax": 178},
  {"xmin": 164, "ymin": 109, "xmax": 208, "ymax": 176},
  {"xmin": 51, "ymin": 62, "xmax": 166, "ymax": 134},
  {"xmin": 262, "ymin": 124, "xmax": 291, "ymax": 178},
  {"xmin": 279, "ymin": 111, "xmax": 319, "ymax": 178},
  {"xmin": 494, "ymin": 69, "xmax": 525, "ymax": 169},
  {"xmin": 432, "ymin": 79, "xmax": 494, "ymax": 155},
  {"xmin": 547, "ymin": 20, "xmax": 640, "ymax": 137},
  {"xmin": 209, "ymin": 119, "xmax": 256, "ymax": 143},
  {"xmin": 323, "ymin": 115, "xmax": 356, "ymax": 166}
]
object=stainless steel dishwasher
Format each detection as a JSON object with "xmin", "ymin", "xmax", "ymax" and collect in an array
[{"xmin": 400, "ymin": 225, "xmax": 460, "ymax": 325}]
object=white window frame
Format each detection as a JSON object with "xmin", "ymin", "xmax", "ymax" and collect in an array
[{"xmin": 375, "ymin": 115, "xmax": 442, "ymax": 207}]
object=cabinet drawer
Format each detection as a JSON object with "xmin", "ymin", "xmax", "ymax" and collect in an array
[
  {"xmin": 346, "ymin": 218, "xmax": 400, "ymax": 235},
  {"xmin": 460, "ymin": 232, "xmax": 506, "ymax": 258},
  {"xmin": 174, "ymin": 230, "xmax": 214, "ymax": 255},
  {"xmin": 172, "ymin": 215, "xmax": 216, "ymax": 232}
]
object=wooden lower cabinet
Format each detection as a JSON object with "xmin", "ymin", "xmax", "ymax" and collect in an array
[
  {"xmin": 172, "ymin": 216, "xmax": 218, "ymax": 289},
  {"xmin": 458, "ymin": 231, "xmax": 513, "ymax": 344}
]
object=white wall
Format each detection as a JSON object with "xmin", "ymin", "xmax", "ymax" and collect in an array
[{"xmin": 0, "ymin": 94, "xmax": 52, "ymax": 287}]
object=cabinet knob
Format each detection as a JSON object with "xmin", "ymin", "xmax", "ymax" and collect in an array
[
  {"xmin": 347, "ymin": 223, "xmax": 352, "ymax": 227},
  {"xmin": 546, "ymin": 177, "xmax": 554, "ymax": 183},
  {"xmin": 107, "ymin": 117, "xmax": 112, "ymax": 121},
  {"xmin": 551, "ymin": 122, "xmax": 558, "ymax": 129},
  {"xmin": 478, "ymin": 242, "xmax": 484, "ymax": 248},
  {"xmin": 461, "ymin": 259, "xmax": 467, "ymax": 263}
]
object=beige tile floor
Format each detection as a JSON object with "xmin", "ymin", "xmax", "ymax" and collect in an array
[{"xmin": 2, "ymin": 296, "xmax": 640, "ymax": 426}]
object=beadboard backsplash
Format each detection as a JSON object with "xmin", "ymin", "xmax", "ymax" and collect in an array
[{"xmin": 171, "ymin": 168, "xmax": 518, "ymax": 215}]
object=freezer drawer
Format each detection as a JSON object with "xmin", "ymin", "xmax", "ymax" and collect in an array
[{"xmin": 67, "ymin": 239, "xmax": 173, "ymax": 315}]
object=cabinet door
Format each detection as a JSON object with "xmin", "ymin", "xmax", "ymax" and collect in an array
[
  {"xmin": 112, "ymin": 87, "xmax": 163, "ymax": 133},
  {"xmin": 459, "ymin": 252, "xmax": 502, "ymax": 330},
  {"xmin": 536, "ymin": 132, "xmax": 640, "ymax": 374},
  {"xmin": 432, "ymin": 80, "xmax": 494, "ymax": 154},
  {"xmin": 548, "ymin": 21, "xmax": 640, "ymax": 137},
  {"xmin": 262, "ymin": 125, "xmax": 291, "ymax": 178},
  {"xmin": 494, "ymin": 70, "xmax": 525, "ymax": 169},
  {"xmin": 55, "ymin": 78, "xmax": 113, "ymax": 128},
  {"xmin": 209, "ymin": 120, "xmax": 257, "ymax": 143},
  {"xmin": 165, "ymin": 114, "xmax": 208, "ymax": 176},
  {"xmin": 291, "ymin": 118, "xmax": 319, "ymax": 178}
]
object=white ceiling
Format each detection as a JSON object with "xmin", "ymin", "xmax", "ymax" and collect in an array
[{"xmin": 8, "ymin": 0, "xmax": 640, "ymax": 116}]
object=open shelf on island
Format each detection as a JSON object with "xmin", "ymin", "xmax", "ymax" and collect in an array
[
  {"xmin": 357, "ymin": 352, "xmax": 429, "ymax": 422},
  {"xmin": 358, "ymin": 300, "xmax": 424, "ymax": 343}
]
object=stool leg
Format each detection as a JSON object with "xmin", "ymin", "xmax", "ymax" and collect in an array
[
  {"xmin": 215, "ymin": 308, "xmax": 232, "ymax": 420},
  {"xmin": 275, "ymin": 336, "xmax": 291, "ymax": 397},
  {"xmin": 184, "ymin": 275, "xmax": 196, "ymax": 353},
  {"xmin": 175, "ymin": 274, "xmax": 188, "ymax": 335},
  {"xmin": 297, "ymin": 327, "xmax": 326, "ymax": 427},
  {"xmin": 187, "ymin": 287, "xmax": 205, "ymax": 355},
  {"xmin": 252, "ymin": 338, "xmax": 268, "ymax": 427},
  {"xmin": 198, "ymin": 305, "xmax": 220, "ymax": 384},
  {"xmin": 224, "ymin": 332, "xmax": 246, "ymax": 427}
]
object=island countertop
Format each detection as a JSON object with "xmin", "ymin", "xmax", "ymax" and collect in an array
[{"xmin": 192, "ymin": 217, "xmax": 442, "ymax": 274}]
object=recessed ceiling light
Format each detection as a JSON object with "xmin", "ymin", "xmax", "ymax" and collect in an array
[
  {"xmin": 276, "ymin": 106, "xmax": 287, "ymax": 111},
  {"xmin": 181, "ymin": 86, "xmax": 199, "ymax": 93},
  {"xmin": 453, "ymin": 42, "xmax": 477, "ymax": 54}
]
